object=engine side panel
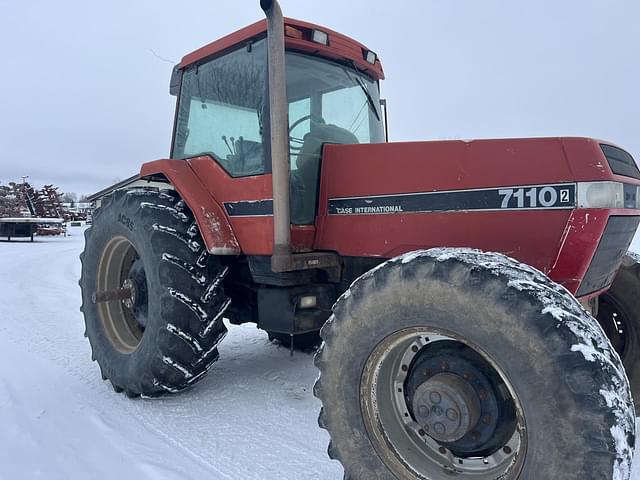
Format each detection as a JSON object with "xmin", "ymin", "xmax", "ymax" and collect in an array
[{"xmin": 315, "ymin": 137, "xmax": 640, "ymax": 295}]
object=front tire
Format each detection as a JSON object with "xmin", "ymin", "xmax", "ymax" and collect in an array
[
  {"xmin": 314, "ymin": 248, "xmax": 635, "ymax": 479},
  {"xmin": 80, "ymin": 188, "xmax": 230, "ymax": 397}
]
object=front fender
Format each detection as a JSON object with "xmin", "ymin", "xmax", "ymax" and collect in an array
[{"xmin": 140, "ymin": 159, "xmax": 240, "ymax": 255}]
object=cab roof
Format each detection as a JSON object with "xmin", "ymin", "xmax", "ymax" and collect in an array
[{"xmin": 179, "ymin": 17, "xmax": 384, "ymax": 80}]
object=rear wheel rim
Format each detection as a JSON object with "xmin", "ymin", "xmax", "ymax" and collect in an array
[
  {"xmin": 597, "ymin": 294, "xmax": 636, "ymax": 361},
  {"xmin": 96, "ymin": 236, "xmax": 147, "ymax": 353},
  {"xmin": 360, "ymin": 327, "xmax": 527, "ymax": 479}
]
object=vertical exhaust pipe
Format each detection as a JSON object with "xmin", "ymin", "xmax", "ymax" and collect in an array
[
  {"xmin": 260, "ymin": 0, "xmax": 340, "ymax": 277},
  {"xmin": 261, "ymin": 0, "xmax": 291, "ymax": 272}
]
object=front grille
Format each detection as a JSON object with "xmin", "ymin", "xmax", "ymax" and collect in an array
[
  {"xmin": 576, "ymin": 215, "xmax": 640, "ymax": 296},
  {"xmin": 601, "ymin": 144, "xmax": 640, "ymax": 180}
]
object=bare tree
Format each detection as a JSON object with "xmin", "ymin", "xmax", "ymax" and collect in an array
[{"xmin": 62, "ymin": 192, "xmax": 77, "ymax": 203}]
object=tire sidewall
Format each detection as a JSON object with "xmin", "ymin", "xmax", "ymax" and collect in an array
[
  {"xmin": 320, "ymin": 257, "xmax": 630, "ymax": 479},
  {"xmin": 82, "ymin": 194, "xmax": 165, "ymax": 388}
]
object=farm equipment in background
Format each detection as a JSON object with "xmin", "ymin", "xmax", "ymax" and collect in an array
[
  {"xmin": 0, "ymin": 185, "xmax": 21, "ymax": 219},
  {"xmin": 36, "ymin": 223, "xmax": 66, "ymax": 236},
  {"xmin": 0, "ymin": 182, "xmax": 74, "ymax": 239},
  {"xmin": 0, "ymin": 217, "xmax": 65, "ymax": 241},
  {"xmin": 80, "ymin": 1, "xmax": 639, "ymax": 478},
  {"xmin": 15, "ymin": 182, "xmax": 68, "ymax": 220}
]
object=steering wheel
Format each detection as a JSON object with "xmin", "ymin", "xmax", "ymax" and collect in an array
[{"xmin": 289, "ymin": 114, "xmax": 324, "ymax": 152}]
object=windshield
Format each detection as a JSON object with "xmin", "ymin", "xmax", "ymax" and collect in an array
[
  {"xmin": 286, "ymin": 52, "xmax": 384, "ymax": 149},
  {"xmin": 286, "ymin": 52, "xmax": 384, "ymax": 224}
]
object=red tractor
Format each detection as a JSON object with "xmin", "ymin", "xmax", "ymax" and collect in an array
[{"xmin": 80, "ymin": 1, "xmax": 639, "ymax": 478}]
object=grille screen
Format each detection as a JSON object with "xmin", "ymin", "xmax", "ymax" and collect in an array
[
  {"xmin": 576, "ymin": 215, "xmax": 640, "ymax": 296},
  {"xmin": 601, "ymin": 144, "xmax": 640, "ymax": 180}
]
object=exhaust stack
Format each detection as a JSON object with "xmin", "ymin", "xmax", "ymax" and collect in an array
[
  {"xmin": 260, "ymin": 0, "xmax": 341, "ymax": 277},
  {"xmin": 261, "ymin": 0, "xmax": 292, "ymax": 272}
]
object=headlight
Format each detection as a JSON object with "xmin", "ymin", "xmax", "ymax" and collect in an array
[
  {"xmin": 364, "ymin": 50, "xmax": 377, "ymax": 65},
  {"xmin": 311, "ymin": 29, "xmax": 329, "ymax": 46},
  {"xmin": 576, "ymin": 182, "xmax": 625, "ymax": 208}
]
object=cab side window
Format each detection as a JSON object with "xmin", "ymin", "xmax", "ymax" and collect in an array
[{"xmin": 173, "ymin": 40, "xmax": 267, "ymax": 177}]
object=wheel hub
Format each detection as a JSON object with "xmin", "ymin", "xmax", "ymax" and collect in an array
[
  {"xmin": 412, "ymin": 373, "xmax": 481, "ymax": 443},
  {"xmin": 361, "ymin": 330, "xmax": 526, "ymax": 479},
  {"xmin": 122, "ymin": 279, "xmax": 137, "ymax": 309},
  {"xmin": 125, "ymin": 257, "xmax": 148, "ymax": 328}
]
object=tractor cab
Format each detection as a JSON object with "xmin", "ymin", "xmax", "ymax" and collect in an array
[{"xmin": 170, "ymin": 19, "xmax": 385, "ymax": 225}]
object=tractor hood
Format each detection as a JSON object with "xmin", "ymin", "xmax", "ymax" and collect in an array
[{"xmin": 315, "ymin": 137, "xmax": 640, "ymax": 297}]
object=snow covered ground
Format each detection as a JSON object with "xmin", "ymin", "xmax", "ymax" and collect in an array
[
  {"xmin": 632, "ymin": 234, "xmax": 640, "ymax": 257},
  {"xmin": 0, "ymin": 227, "xmax": 639, "ymax": 479}
]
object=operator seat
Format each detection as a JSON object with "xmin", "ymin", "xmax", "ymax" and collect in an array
[
  {"xmin": 234, "ymin": 138, "xmax": 263, "ymax": 175},
  {"xmin": 292, "ymin": 123, "xmax": 358, "ymax": 224}
]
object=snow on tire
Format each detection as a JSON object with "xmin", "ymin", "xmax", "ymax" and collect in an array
[
  {"xmin": 80, "ymin": 187, "xmax": 229, "ymax": 397},
  {"xmin": 314, "ymin": 248, "xmax": 635, "ymax": 480}
]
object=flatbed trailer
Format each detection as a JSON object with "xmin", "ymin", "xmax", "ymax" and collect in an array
[{"xmin": 0, "ymin": 217, "xmax": 64, "ymax": 242}]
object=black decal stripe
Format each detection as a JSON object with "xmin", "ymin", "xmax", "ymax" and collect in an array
[
  {"xmin": 328, "ymin": 184, "xmax": 577, "ymax": 215},
  {"xmin": 224, "ymin": 200, "xmax": 273, "ymax": 217},
  {"xmin": 223, "ymin": 184, "xmax": 584, "ymax": 217}
]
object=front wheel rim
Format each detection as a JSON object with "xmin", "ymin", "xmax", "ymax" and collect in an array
[{"xmin": 360, "ymin": 327, "xmax": 527, "ymax": 479}]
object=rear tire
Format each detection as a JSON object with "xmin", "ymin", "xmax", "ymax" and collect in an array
[
  {"xmin": 314, "ymin": 248, "xmax": 635, "ymax": 480},
  {"xmin": 80, "ymin": 188, "xmax": 230, "ymax": 397},
  {"xmin": 597, "ymin": 252, "xmax": 640, "ymax": 409}
]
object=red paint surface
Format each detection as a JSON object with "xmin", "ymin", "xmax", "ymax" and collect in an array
[
  {"xmin": 179, "ymin": 18, "xmax": 384, "ymax": 80},
  {"xmin": 145, "ymin": 137, "xmax": 640, "ymax": 298},
  {"xmin": 547, "ymin": 209, "xmax": 611, "ymax": 295},
  {"xmin": 315, "ymin": 137, "xmax": 640, "ymax": 295},
  {"xmin": 143, "ymin": 157, "xmax": 315, "ymax": 255},
  {"xmin": 140, "ymin": 160, "xmax": 240, "ymax": 254}
]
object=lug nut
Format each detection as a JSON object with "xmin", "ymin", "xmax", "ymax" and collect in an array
[
  {"xmin": 503, "ymin": 446, "xmax": 512, "ymax": 455},
  {"xmin": 411, "ymin": 345, "xmax": 419, "ymax": 352},
  {"xmin": 418, "ymin": 429, "xmax": 426, "ymax": 436},
  {"xmin": 401, "ymin": 364, "xmax": 408, "ymax": 372},
  {"xmin": 438, "ymin": 447, "xmax": 447, "ymax": 454},
  {"xmin": 482, "ymin": 414, "xmax": 492, "ymax": 424},
  {"xmin": 471, "ymin": 431, "xmax": 481, "ymax": 441}
]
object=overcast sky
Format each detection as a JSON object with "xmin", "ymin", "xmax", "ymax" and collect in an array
[{"xmin": 0, "ymin": 0, "xmax": 638, "ymax": 196}]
